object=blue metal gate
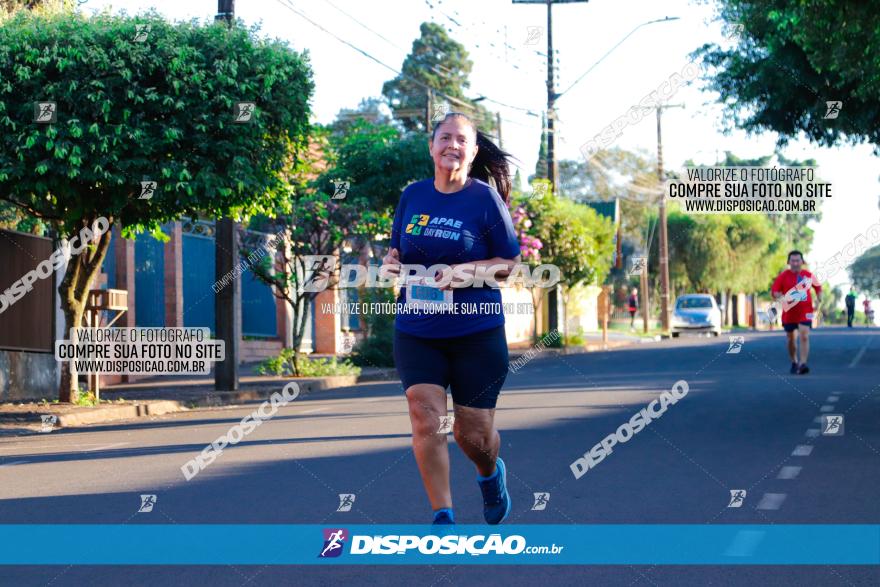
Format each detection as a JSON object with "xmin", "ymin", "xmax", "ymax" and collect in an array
[
  {"xmin": 134, "ymin": 232, "xmax": 165, "ymax": 327},
  {"xmin": 182, "ymin": 232, "xmax": 216, "ymax": 332}
]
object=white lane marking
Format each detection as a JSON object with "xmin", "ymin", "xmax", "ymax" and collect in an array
[
  {"xmin": 364, "ymin": 397, "xmax": 387, "ymax": 403},
  {"xmin": 777, "ymin": 466, "xmax": 802, "ymax": 480},
  {"xmin": 805, "ymin": 429, "xmax": 821, "ymax": 438},
  {"xmin": 0, "ymin": 460, "xmax": 30, "ymax": 467},
  {"xmin": 848, "ymin": 338, "xmax": 870, "ymax": 368},
  {"xmin": 299, "ymin": 408, "xmax": 329, "ymax": 415},
  {"xmin": 826, "ymin": 396, "xmax": 840, "ymax": 403},
  {"xmin": 81, "ymin": 442, "xmax": 130, "ymax": 452},
  {"xmin": 724, "ymin": 530, "xmax": 765, "ymax": 557},
  {"xmin": 756, "ymin": 493, "xmax": 786, "ymax": 510},
  {"xmin": 792, "ymin": 445, "xmax": 813, "ymax": 456},
  {"xmin": 820, "ymin": 405, "xmax": 835, "ymax": 412}
]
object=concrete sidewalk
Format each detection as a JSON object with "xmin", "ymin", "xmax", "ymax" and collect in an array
[{"xmin": 0, "ymin": 366, "xmax": 395, "ymax": 433}]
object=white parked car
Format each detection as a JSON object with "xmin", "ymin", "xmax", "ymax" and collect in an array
[{"xmin": 671, "ymin": 294, "xmax": 723, "ymax": 337}]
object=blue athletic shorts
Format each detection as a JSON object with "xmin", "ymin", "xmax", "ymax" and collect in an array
[
  {"xmin": 783, "ymin": 321, "xmax": 812, "ymax": 332},
  {"xmin": 392, "ymin": 325, "xmax": 509, "ymax": 409}
]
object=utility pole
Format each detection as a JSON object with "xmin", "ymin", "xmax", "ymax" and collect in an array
[
  {"xmin": 215, "ymin": 0, "xmax": 234, "ymax": 23},
  {"xmin": 641, "ymin": 248, "xmax": 649, "ymax": 334},
  {"xmin": 514, "ymin": 0, "xmax": 588, "ymax": 337},
  {"xmin": 655, "ymin": 103, "xmax": 683, "ymax": 334},
  {"xmin": 513, "ymin": 0, "xmax": 588, "ymax": 194},
  {"xmin": 545, "ymin": 0, "xmax": 556, "ymax": 192},
  {"xmin": 496, "ymin": 111, "xmax": 503, "ymax": 149},
  {"xmin": 215, "ymin": 0, "xmax": 239, "ymax": 391}
]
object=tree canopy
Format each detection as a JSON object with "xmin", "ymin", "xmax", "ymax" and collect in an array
[
  {"xmin": 0, "ymin": 8, "xmax": 314, "ymax": 400},
  {"xmin": 694, "ymin": 0, "xmax": 880, "ymax": 152},
  {"xmin": 849, "ymin": 245, "xmax": 880, "ymax": 296},
  {"xmin": 382, "ymin": 21, "xmax": 495, "ymax": 134}
]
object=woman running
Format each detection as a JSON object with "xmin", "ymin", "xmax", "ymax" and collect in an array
[{"xmin": 382, "ymin": 112, "xmax": 521, "ymax": 525}]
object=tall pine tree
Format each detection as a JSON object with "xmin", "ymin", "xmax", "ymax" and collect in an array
[{"xmin": 531, "ymin": 113, "xmax": 549, "ymax": 181}]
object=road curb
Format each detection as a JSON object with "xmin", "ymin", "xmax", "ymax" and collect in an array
[
  {"xmin": 0, "ymin": 372, "xmax": 395, "ymax": 432},
  {"xmin": 0, "ymin": 399, "xmax": 186, "ymax": 429}
]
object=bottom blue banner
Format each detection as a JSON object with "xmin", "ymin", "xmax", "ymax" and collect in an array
[{"xmin": 0, "ymin": 525, "xmax": 877, "ymax": 565}]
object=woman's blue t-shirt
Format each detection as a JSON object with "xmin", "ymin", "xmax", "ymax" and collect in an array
[{"xmin": 390, "ymin": 178, "xmax": 521, "ymax": 338}]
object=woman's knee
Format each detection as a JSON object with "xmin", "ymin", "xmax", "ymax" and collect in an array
[
  {"xmin": 406, "ymin": 385, "xmax": 446, "ymax": 436},
  {"xmin": 452, "ymin": 417, "xmax": 494, "ymax": 452}
]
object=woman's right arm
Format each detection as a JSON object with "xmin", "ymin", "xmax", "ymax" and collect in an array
[{"xmin": 382, "ymin": 189, "xmax": 407, "ymax": 276}]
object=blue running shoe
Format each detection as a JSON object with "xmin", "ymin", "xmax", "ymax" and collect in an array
[
  {"xmin": 432, "ymin": 508, "xmax": 455, "ymax": 525},
  {"xmin": 478, "ymin": 457, "xmax": 511, "ymax": 525}
]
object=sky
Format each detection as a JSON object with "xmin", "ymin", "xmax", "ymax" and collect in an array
[{"xmin": 81, "ymin": 0, "xmax": 879, "ymax": 306}]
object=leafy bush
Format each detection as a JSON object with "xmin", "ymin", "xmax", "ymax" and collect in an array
[
  {"xmin": 256, "ymin": 348, "xmax": 361, "ymax": 377},
  {"xmin": 537, "ymin": 331, "xmax": 564, "ymax": 348},
  {"xmin": 565, "ymin": 327, "xmax": 585, "ymax": 346},
  {"xmin": 74, "ymin": 390, "xmax": 100, "ymax": 407},
  {"xmin": 350, "ymin": 284, "xmax": 396, "ymax": 368}
]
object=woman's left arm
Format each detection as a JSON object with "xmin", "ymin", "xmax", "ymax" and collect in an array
[
  {"xmin": 433, "ymin": 255, "xmax": 522, "ymax": 289},
  {"xmin": 461, "ymin": 255, "xmax": 521, "ymax": 279}
]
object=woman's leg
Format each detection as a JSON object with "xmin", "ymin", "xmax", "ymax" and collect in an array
[
  {"xmin": 446, "ymin": 325, "xmax": 508, "ymax": 476},
  {"xmin": 405, "ymin": 383, "xmax": 452, "ymax": 510},
  {"xmin": 447, "ymin": 325, "xmax": 512, "ymax": 524},
  {"xmin": 452, "ymin": 403, "xmax": 499, "ymax": 477}
]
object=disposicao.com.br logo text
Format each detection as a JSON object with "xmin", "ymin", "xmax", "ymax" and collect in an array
[{"xmin": 319, "ymin": 529, "xmax": 564, "ymax": 557}]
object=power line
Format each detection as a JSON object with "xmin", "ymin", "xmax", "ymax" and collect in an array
[
  {"xmin": 423, "ymin": 0, "xmax": 546, "ymax": 76},
  {"xmin": 272, "ymin": 0, "xmax": 472, "ymax": 111},
  {"xmin": 318, "ymin": 0, "xmax": 411, "ymax": 54},
  {"xmin": 273, "ymin": 0, "xmax": 538, "ymax": 121}
]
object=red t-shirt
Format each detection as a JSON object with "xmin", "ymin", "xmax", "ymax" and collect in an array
[{"xmin": 771, "ymin": 269, "xmax": 822, "ymax": 324}]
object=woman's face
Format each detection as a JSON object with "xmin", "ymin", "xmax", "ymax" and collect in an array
[{"xmin": 429, "ymin": 116, "xmax": 479, "ymax": 175}]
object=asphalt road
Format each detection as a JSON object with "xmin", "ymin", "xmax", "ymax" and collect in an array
[{"xmin": 1, "ymin": 327, "xmax": 878, "ymax": 586}]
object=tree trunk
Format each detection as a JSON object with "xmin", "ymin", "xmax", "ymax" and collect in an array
[
  {"xmin": 732, "ymin": 293, "xmax": 739, "ymax": 327},
  {"xmin": 58, "ymin": 301, "xmax": 86, "ymax": 403},
  {"xmin": 357, "ymin": 238, "xmax": 371, "ymax": 334},
  {"xmin": 57, "ymin": 217, "xmax": 113, "ymax": 403},
  {"xmin": 288, "ymin": 291, "xmax": 313, "ymax": 377},
  {"xmin": 530, "ymin": 286, "xmax": 545, "ymax": 342},
  {"xmin": 751, "ymin": 293, "xmax": 758, "ymax": 330},
  {"xmin": 559, "ymin": 286, "xmax": 568, "ymax": 345}
]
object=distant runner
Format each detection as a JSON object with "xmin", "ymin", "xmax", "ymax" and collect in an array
[
  {"xmin": 627, "ymin": 288, "xmax": 639, "ymax": 330},
  {"xmin": 864, "ymin": 296, "xmax": 875, "ymax": 326},
  {"xmin": 845, "ymin": 287, "xmax": 857, "ymax": 328},
  {"xmin": 771, "ymin": 251, "xmax": 822, "ymax": 375}
]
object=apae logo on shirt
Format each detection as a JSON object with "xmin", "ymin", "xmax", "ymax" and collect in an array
[{"xmin": 405, "ymin": 214, "xmax": 464, "ymax": 241}]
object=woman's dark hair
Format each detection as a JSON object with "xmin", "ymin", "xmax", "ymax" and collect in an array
[{"xmin": 431, "ymin": 112, "xmax": 514, "ymax": 204}]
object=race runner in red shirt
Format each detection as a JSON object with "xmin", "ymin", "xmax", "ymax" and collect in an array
[{"xmin": 771, "ymin": 250, "xmax": 823, "ymax": 375}]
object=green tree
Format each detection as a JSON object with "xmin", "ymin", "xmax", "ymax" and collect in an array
[
  {"xmin": 243, "ymin": 193, "xmax": 373, "ymax": 376},
  {"xmin": 324, "ymin": 119, "xmax": 432, "ymax": 364},
  {"xmin": 517, "ymin": 186, "xmax": 615, "ymax": 339},
  {"xmin": 532, "ymin": 113, "xmax": 548, "ymax": 181},
  {"xmin": 329, "ymin": 96, "xmax": 391, "ymax": 137},
  {"xmin": 0, "ymin": 0, "xmax": 55, "ymax": 13},
  {"xmin": 694, "ymin": 0, "xmax": 880, "ymax": 152},
  {"xmin": 817, "ymin": 284, "xmax": 844, "ymax": 323},
  {"xmin": 850, "ymin": 245, "xmax": 880, "ymax": 296},
  {"xmin": 0, "ymin": 9, "xmax": 313, "ymax": 400},
  {"xmin": 382, "ymin": 21, "xmax": 495, "ymax": 133},
  {"xmin": 323, "ymin": 120, "xmax": 432, "ymax": 220}
]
